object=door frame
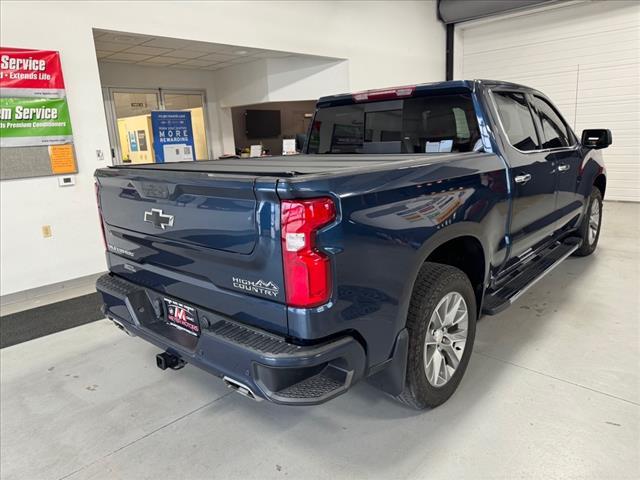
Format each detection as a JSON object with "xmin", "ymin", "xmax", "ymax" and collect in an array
[
  {"xmin": 484, "ymin": 86, "xmax": 560, "ymax": 262},
  {"xmin": 101, "ymin": 86, "xmax": 212, "ymax": 164},
  {"xmin": 160, "ymin": 89, "xmax": 213, "ymax": 161}
]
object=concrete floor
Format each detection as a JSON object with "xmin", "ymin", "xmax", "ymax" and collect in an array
[{"xmin": 1, "ymin": 203, "xmax": 639, "ymax": 480}]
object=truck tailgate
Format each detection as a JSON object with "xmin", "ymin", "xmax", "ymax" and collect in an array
[
  {"xmin": 95, "ymin": 168, "xmax": 288, "ymax": 334},
  {"xmin": 100, "ymin": 170, "xmax": 258, "ymax": 254}
]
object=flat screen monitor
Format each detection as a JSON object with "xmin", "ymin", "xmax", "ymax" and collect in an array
[{"xmin": 245, "ymin": 109, "xmax": 281, "ymax": 138}]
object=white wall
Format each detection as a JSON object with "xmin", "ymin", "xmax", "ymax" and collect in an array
[
  {"xmin": 214, "ymin": 60, "xmax": 270, "ymax": 108},
  {"xmin": 455, "ymin": 0, "xmax": 640, "ymax": 202},
  {"xmin": 266, "ymin": 57, "xmax": 350, "ymax": 103},
  {"xmin": 0, "ymin": 0, "xmax": 445, "ymax": 296},
  {"xmin": 213, "ymin": 57, "xmax": 351, "ymax": 107}
]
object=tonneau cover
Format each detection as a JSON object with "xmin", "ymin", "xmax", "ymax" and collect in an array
[{"xmin": 110, "ymin": 155, "xmax": 421, "ymax": 176}]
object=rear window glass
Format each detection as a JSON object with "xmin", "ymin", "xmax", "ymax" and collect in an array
[
  {"xmin": 492, "ymin": 91, "xmax": 540, "ymax": 151},
  {"xmin": 307, "ymin": 94, "xmax": 480, "ymax": 154}
]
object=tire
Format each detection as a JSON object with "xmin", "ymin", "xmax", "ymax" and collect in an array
[
  {"xmin": 573, "ymin": 187, "xmax": 603, "ymax": 257},
  {"xmin": 397, "ymin": 262, "xmax": 477, "ymax": 409}
]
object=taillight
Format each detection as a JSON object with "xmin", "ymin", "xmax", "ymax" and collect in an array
[
  {"xmin": 95, "ymin": 182, "xmax": 107, "ymax": 251},
  {"xmin": 281, "ymin": 198, "xmax": 336, "ymax": 308},
  {"xmin": 352, "ymin": 85, "xmax": 415, "ymax": 102}
]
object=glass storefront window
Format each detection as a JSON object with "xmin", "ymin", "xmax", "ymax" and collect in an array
[{"xmin": 106, "ymin": 89, "xmax": 210, "ymax": 164}]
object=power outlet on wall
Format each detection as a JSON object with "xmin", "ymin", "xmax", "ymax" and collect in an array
[{"xmin": 42, "ymin": 225, "xmax": 53, "ymax": 238}]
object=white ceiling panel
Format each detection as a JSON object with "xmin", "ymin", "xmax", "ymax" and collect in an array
[
  {"xmin": 196, "ymin": 53, "xmax": 236, "ymax": 62},
  {"xmin": 186, "ymin": 41, "xmax": 232, "ymax": 53},
  {"xmin": 168, "ymin": 63, "xmax": 204, "ymax": 69},
  {"xmin": 125, "ymin": 45, "xmax": 173, "ymax": 56},
  {"xmin": 98, "ymin": 32, "xmax": 153, "ymax": 45},
  {"xmin": 229, "ymin": 55, "xmax": 258, "ymax": 64},
  {"xmin": 93, "ymin": 29, "xmax": 333, "ymax": 72},
  {"xmin": 93, "ymin": 40, "xmax": 131, "ymax": 52},
  {"xmin": 141, "ymin": 56, "xmax": 180, "ymax": 65},
  {"xmin": 105, "ymin": 52, "xmax": 154, "ymax": 62},
  {"xmin": 251, "ymin": 51, "xmax": 293, "ymax": 58},
  {"xmin": 163, "ymin": 49, "xmax": 207, "ymax": 59},
  {"xmin": 203, "ymin": 63, "xmax": 232, "ymax": 70},
  {"xmin": 141, "ymin": 37, "xmax": 192, "ymax": 49},
  {"xmin": 200, "ymin": 43, "xmax": 249, "ymax": 55},
  {"xmin": 101, "ymin": 59, "xmax": 136, "ymax": 64},
  {"xmin": 179, "ymin": 59, "xmax": 215, "ymax": 67}
]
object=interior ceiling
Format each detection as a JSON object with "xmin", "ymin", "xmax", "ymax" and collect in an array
[{"xmin": 93, "ymin": 29, "xmax": 295, "ymax": 71}]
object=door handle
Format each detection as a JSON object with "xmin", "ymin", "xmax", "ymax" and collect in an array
[
  {"xmin": 515, "ymin": 173, "xmax": 532, "ymax": 184},
  {"xmin": 558, "ymin": 164, "xmax": 570, "ymax": 172}
]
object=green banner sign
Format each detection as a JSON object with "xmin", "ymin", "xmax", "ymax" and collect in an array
[{"xmin": 0, "ymin": 97, "xmax": 73, "ymax": 147}]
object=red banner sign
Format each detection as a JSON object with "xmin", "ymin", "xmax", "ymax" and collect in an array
[{"xmin": 0, "ymin": 47, "xmax": 66, "ymax": 97}]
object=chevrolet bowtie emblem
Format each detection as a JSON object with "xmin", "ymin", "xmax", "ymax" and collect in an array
[{"xmin": 144, "ymin": 208, "xmax": 174, "ymax": 229}]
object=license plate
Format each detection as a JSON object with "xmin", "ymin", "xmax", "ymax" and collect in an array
[{"xmin": 163, "ymin": 297, "xmax": 200, "ymax": 336}]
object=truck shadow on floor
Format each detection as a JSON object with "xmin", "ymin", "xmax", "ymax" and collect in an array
[{"xmin": 191, "ymin": 253, "xmax": 601, "ymax": 427}]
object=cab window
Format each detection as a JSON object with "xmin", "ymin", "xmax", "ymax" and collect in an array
[
  {"xmin": 531, "ymin": 96, "xmax": 574, "ymax": 149},
  {"xmin": 492, "ymin": 91, "xmax": 540, "ymax": 152},
  {"xmin": 307, "ymin": 94, "xmax": 480, "ymax": 154}
]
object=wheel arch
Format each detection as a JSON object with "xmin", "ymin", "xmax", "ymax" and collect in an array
[
  {"xmin": 402, "ymin": 223, "xmax": 490, "ymax": 321},
  {"xmin": 425, "ymin": 235, "xmax": 486, "ymax": 311},
  {"xmin": 594, "ymin": 174, "xmax": 606, "ymax": 199},
  {"xmin": 369, "ymin": 225, "xmax": 489, "ymax": 397}
]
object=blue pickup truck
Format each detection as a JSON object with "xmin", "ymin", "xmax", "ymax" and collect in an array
[{"xmin": 95, "ymin": 80, "xmax": 610, "ymax": 409}]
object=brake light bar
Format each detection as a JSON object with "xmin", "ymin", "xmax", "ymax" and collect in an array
[
  {"xmin": 352, "ymin": 85, "xmax": 415, "ymax": 102},
  {"xmin": 281, "ymin": 198, "xmax": 336, "ymax": 308}
]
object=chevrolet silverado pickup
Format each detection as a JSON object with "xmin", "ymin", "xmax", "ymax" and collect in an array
[{"xmin": 95, "ymin": 80, "xmax": 611, "ymax": 409}]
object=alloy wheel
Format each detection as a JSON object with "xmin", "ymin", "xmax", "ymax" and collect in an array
[
  {"xmin": 589, "ymin": 198, "xmax": 601, "ymax": 245},
  {"xmin": 423, "ymin": 291, "xmax": 469, "ymax": 387}
]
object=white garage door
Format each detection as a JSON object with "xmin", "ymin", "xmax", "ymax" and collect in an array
[{"xmin": 457, "ymin": 1, "xmax": 640, "ymax": 202}]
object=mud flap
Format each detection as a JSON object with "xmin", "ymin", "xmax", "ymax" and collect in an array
[{"xmin": 366, "ymin": 328, "xmax": 408, "ymax": 396}]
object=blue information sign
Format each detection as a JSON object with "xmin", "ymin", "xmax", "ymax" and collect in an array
[
  {"xmin": 128, "ymin": 131, "xmax": 138, "ymax": 152},
  {"xmin": 151, "ymin": 111, "xmax": 196, "ymax": 163}
]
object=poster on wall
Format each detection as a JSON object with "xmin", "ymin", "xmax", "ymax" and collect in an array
[
  {"xmin": 0, "ymin": 46, "xmax": 77, "ymax": 179},
  {"xmin": 0, "ymin": 97, "xmax": 73, "ymax": 147},
  {"xmin": 48, "ymin": 144, "xmax": 77, "ymax": 174},
  {"xmin": 151, "ymin": 110, "xmax": 195, "ymax": 163},
  {"xmin": 137, "ymin": 130, "xmax": 148, "ymax": 151},
  {"xmin": 0, "ymin": 47, "xmax": 66, "ymax": 98},
  {"xmin": 128, "ymin": 131, "xmax": 139, "ymax": 152}
]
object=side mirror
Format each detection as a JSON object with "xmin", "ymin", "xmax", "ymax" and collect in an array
[{"xmin": 581, "ymin": 129, "xmax": 612, "ymax": 149}]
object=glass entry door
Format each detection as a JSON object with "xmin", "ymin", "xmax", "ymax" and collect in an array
[
  {"xmin": 104, "ymin": 88, "xmax": 210, "ymax": 164},
  {"xmin": 112, "ymin": 90, "xmax": 159, "ymax": 164},
  {"xmin": 162, "ymin": 92, "xmax": 209, "ymax": 162}
]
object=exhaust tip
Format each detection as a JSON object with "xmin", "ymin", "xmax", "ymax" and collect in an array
[
  {"xmin": 223, "ymin": 376, "xmax": 261, "ymax": 401},
  {"xmin": 110, "ymin": 318, "xmax": 134, "ymax": 337}
]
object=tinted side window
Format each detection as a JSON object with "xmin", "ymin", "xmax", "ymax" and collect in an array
[
  {"xmin": 493, "ymin": 91, "xmax": 539, "ymax": 151},
  {"xmin": 532, "ymin": 96, "xmax": 572, "ymax": 149}
]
